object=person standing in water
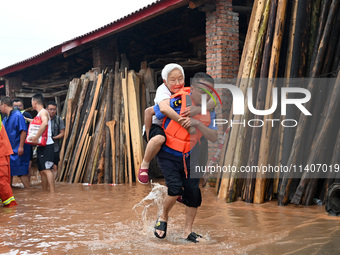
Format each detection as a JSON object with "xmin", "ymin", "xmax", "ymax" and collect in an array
[
  {"xmin": 46, "ymin": 101, "xmax": 65, "ymax": 180},
  {"xmin": 13, "ymin": 98, "xmax": 33, "ymax": 183},
  {"xmin": 154, "ymin": 73, "xmax": 218, "ymax": 243},
  {"xmin": 0, "ymin": 97, "xmax": 30, "ymax": 188},
  {"xmin": 27, "ymin": 94, "xmax": 55, "ymax": 193}
]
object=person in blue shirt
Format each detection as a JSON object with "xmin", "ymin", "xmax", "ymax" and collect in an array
[
  {"xmin": 0, "ymin": 97, "xmax": 30, "ymax": 188},
  {"xmin": 13, "ymin": 98, "xmax": 33, "ymax": 183}
]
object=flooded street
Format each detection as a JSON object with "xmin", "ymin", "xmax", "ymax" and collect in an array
[{"xmin": 1, "ymin": 175, "xmax": 340, "ymax": 254}]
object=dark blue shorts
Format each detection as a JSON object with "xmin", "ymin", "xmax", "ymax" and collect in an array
[{"xmin": 157, "ymin": 149, "xmax": 201, "ymax": 208}]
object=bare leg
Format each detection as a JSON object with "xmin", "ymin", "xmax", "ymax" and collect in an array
[
  {"xmin": 155, "ymin": 195, "xmax": 177, "ymax": 237},
  {"xmin": 19, "ymin": 174, "xmax": 30, "ymax": 189},
  {"xmin": 42, "ymin": 170, "xmax": 55, "ymax": 193},
  {"xmin": 40, "ymin": 171, "xmax": 48, "ymax": 190},
  {"xmin": 182, "ymin": 206, "xmax": 197, "ymax": 238},
  {"xmin": 140, "ymin": 135, "xmax": 165, "ymax": 171},
  {"xmin": 52, "ymin": 164, "xmax": 58, "ymax": 180}
]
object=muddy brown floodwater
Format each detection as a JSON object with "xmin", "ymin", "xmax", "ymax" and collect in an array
[{"xmin": 1, "ymin": 174, "xmax": 340, "ymax": 254}]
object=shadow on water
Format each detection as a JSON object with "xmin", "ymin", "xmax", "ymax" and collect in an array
[{"xmin": 1, "ymin": 177, "xmax": 340, "ymax": 254}]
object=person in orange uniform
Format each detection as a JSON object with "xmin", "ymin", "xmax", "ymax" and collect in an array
[{"xmin": 0, "ymin": 115, "xmax": 17, "ymax": 207}]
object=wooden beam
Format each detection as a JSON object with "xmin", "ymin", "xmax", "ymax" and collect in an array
[
  {"xmin": 15, "ymin": 90, "xmax": 68, "ymax": 98},
  {"xmin": 189, "ymin": 0, "xmax": 211, "ymax": 9}
]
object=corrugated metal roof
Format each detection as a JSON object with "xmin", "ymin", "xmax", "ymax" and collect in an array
[{"xmin": 0, "ymin": 0, "xmax": 187, "ymax": 77}]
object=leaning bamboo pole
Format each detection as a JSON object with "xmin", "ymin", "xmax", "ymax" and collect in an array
[
  {"xmin": 217, "ymin": 0, "xmax": 266, "ymax": 200},
  {"xmin": 307, "ymin": 0, "xmax": 322, "ymax": 71},
  {"xmin": 284, "ymin": 0, "xmax": 299, "ymax": 79},
  {"xmin": 309, "ymin": 0, "xmax": 332, "ymax": 75},
  {"xmin": 277, "ymin": 0, "xmax": 311, "ymax": 204},
  {"xmin": 215, "ymin": 0, "xmax": 262, "ymax": 196},
  {"xmin": 242, "ymin": 0, "xmax": 278, "ymax": 202},
  {"xmin": 227, "ymin": 0, "xmax": 272, "ymax": 203},
  {"xmin": 254, "ymin": 0, "xmax": 288, "ymax": 204}
]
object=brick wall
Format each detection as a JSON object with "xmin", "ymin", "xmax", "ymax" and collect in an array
[
  {"xmin": 206, "ymin": 0, "xmax": 239, "ymax": 164},
  {"xmin": 93, "ymin": 39, "xmax": 117, "ymax": 71}
]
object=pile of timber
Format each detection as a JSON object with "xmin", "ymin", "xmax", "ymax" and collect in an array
[
  {"xmin": 57, "ymin": 63, "xmax": 157, "ymax": 184},
  {"xmin": 215, "ymin": 0, "xmax": 340, "ymax": 205}
]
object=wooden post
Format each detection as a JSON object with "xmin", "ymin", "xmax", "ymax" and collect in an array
[
  {"xmin": 127, "ymin": 70, "xmax": 144, "ymax": 182},
  {"xmin": 254, "ymin": 0, "xmax": 288, "ymax": 204},
  {"xmin": 227, "ymin": 0, "xmax": 272, "ymax": 203},
  {"xmin": 121, "ymin": 68, "xmax": 132, "ymax": 184},
  {"xmin": 217, "ymin": 0, "xmax": 266, "ymax": 200},
  {"xmin": 106, "ymin": 120, "xmax": 116, "ymax": 184},
  {"xmin": 113, "ymin": 62, "xmax": 121, "ymax": 184},
  {"xmin": 105, "ymin": 71, "xmax": 114, "ymax": 183}
]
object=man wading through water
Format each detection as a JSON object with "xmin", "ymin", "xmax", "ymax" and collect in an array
[
  {"xmin": 153, "ymin": 73, "xmax": 217, "ymax": 243},
  {"xmin": 27, "ymin": 94, "xmax": 55, "ymax": 193}
]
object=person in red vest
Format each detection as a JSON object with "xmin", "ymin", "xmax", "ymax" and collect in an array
[{"xmin": 0, "ymin": 115, "xmax": 17, "ymax": 207}]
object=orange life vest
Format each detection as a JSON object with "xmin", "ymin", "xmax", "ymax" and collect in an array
[{"xmin": 162, "ymin": 87, "xmax": 211, "ymax": 155}]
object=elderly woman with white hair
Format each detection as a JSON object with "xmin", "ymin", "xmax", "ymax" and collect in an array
[{"xmin": 138, "ymin": 63, "xmax": 186, "ymax": 184}]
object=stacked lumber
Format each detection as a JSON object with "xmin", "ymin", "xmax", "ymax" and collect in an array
[
  {"xmin": 215, "ymin": 0, "xmax": 340, "ymax": 205},
  {"xmin": 57, "ymin": 66, "xmax": 146, "ymax": 184}
]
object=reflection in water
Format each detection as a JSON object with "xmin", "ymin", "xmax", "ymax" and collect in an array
[{"xmin": 1, "ymin": 177, "xmax": 340, "ymax": 254}]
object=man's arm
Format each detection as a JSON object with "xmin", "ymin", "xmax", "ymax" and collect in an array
[
  {"xmin": 144, "ymin": 106, "xmax": 155, "ymax": 141},
  {"xmin": 181, "ymin": 97, "xmax": 215, "ymax": 117},
  {"xmin": 28, "ymin": 111, "xmax": 48, "ymax": 144},
  {"xmin": 18, "ymin": 130, "xmax": 26, "ymax": 156},
  {"xmin": 24, "ymin": 117, "xmax": 33, "ymax": 123},
  {"xmin": 53, "ymin": 129, "xmax": 65, "ymax": 140},
  {"xmin": 179, "ymin": 117, "xmax": 217, "ymax": 143}
]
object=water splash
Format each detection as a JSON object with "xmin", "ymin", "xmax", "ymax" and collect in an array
[{"xmin": 133, "ymin": 182, "xmax": 167, "ymax": 232}]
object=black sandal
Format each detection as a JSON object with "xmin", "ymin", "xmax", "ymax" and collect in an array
[
  {"xmin": 185, "ymin": 232, "xmax": 203, "ymax": 243},
  {"xmin": 154, "ymin": 218, "xmax": 167, "ymax": 239}
]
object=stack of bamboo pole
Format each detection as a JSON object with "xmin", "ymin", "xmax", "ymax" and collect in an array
[
  {"xmin": 57, "ymin": 65, "xmax": 147, "ymax": 184},
  {"xmin": 215, "ymin": 0, "xmax": 340, "ymax": 205}
]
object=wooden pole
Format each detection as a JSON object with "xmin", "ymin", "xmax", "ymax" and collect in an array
[
  {"xmin": 121, "ymin": 68, "xmax": 132, "ymax": 184},
  {"xmin": 106, "ymin": 120, "xmax": 116, "ymax": 184},
  {"xmin": 227, "ymin": 0, "xmax": 272, "ymax": 203},
  {"xmin": 217, "ymin": 0, "xmax": 266, "ymax": 200},
  {"xmin": 105, "ymin": 71, "xmax": 114, "ymax": 183},
  {"xmin": 119, "ymin": 85, "xmax": 125, "ymax": 184},
  {"xmin": 254, "ymin": 0, "xmax": 288, "ymax": 204}
]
